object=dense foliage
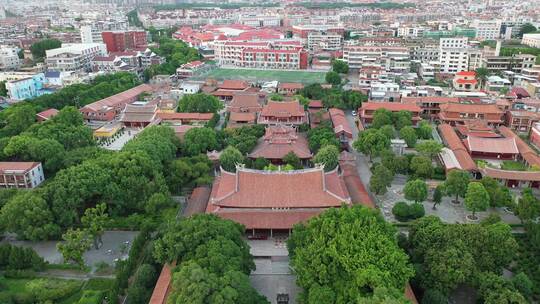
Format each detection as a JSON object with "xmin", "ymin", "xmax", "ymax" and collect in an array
[
  {"xmin": 144, "ymin": 38, "xmax": 200, "ymax": 80},
  {"xmin": 153, "ymin": 214, "xmax": 268, "ymax": 304},
  {"xmin": 288, "ymin": 206, "xmax": 414, "ymax": 303},
  {"xmin": 30, "ymin": 38, "xmax": 61, "ymax": 61}
]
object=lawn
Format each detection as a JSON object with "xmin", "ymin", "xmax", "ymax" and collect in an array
[
  {"xmin": 501, "ymin": 160, "xmax": 528, "ymax": 171},
  {"xmin": 0, "ymin": 277, "xmax": 114, "ymax": 304},
  {"xmin": 201, "ymin": 68, "xmax": 326, "ymax": 84}
]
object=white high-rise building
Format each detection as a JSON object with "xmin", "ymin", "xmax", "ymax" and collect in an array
[
  {"xmin": 473, "ymin": 20, "xmax": 502, "ymax": 40},
  {"xmin": 439, "ymin": 37, "xmax": 469, "ymax": 49},
  {"xmin": 80, "ymin": 25, "xmax": 103, "ymax": 44},
  {"xmin": 0, "ymin": 47, "xmax": 21, "ymax": 71},
  {"xmin": 45, "ymin": 43, "xmax": 107, "ymax": 72}
]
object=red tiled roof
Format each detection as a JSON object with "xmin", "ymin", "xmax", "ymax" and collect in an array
[
  {"xmin": 184, "ymin": 187, "xmax": 211, "ymax": 217},
  {"xmin": 480, "ymin": 167, "xmax": 540, "ymax": 182},
  {"xmin": 499, "ymin": 126, "xmax": 540, "ymax": 167},
  {"xmin": 249, "ymin": 126, "xmax": 312, "ymax": 159},
  {"xmin": 438, "ymin": 124, "xmax": 476, "ymax": 171},
  {"xmin": 308, "ymin": 100, "xmax": 323, "ymax": 108},
  {"xmin": 228, "ymin": 94, "xmax": 262, "ymax": 111},
  {"xmin": 209, "ymin": 167, "xmax": 350, "ymax": 209},
  {"xmin": 456, "ymin": 71, "xmax": 476, "ymax": 77},
  {"xmin": 216, "ymin": 210, "xmax": 323, "ymax": 229},
  {"xmin": 157, "ymin": 112, "xmax": 214, "ymax": 121},
  {"xmin": 36, "ymin": 108, "xmax": 59, "ymax": 120},
  {"xmin": 359, "ymin": 102, "xmax": 421, "ymax": 113},
  {"xmin": 464, "ymin": 136, "xmax": 519, "ymax": 154},
  {"xmin": 219, "ymin": 80, "xmax": 249, "ymax": 90},
  {"xmin": 0, "ymin": 162, "xmax": 40, "ymax": 173},
  {"xmin": 439, "ymin": 103, "xmax": 503, "ymax": 114},
  {"xmin": 149, "ymin": 263, "xmax": 175, "ymax": 304},
  {"xmin": 229, "ymin": 111, "xmax": 256, "ymax": 122},
  {"xmin": 329, "ymin": 108, "xmax": 352, "ymax": 136},
  {"xmin": 81, "ymin": 84, "xmax": 154, "ymax": 112},
  {"xmin": 261, "ymin": 101, "xmax": 305, "ymax": 118}
]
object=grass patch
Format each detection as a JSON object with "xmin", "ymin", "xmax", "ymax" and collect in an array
[
  {"xmin": 47, "ymin": 263, "xmax": 91, "ymax": 272},
  {"xmin": 501, "ymin": 160, "xmax": 528, "ymax": 171},
  {"xmin": 202, "ymin": 68, "xmax": 326, "ymax": 84}
]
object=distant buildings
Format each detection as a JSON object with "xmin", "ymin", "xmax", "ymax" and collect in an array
[
  {"xmin": 101, "ymin": 30, "xmax": 147, "ymax": 53},
  {"xmin": 45, "ymin": 43, "xmax": 107, "ymax": 72},
  {"xmin": 6, "ymin": 73, "xmax": 52, "ymax": 101},
  {"xmin": 0, "ymin": 162, "xmax": 45, "ymax": 189},
  {"xmin": 522, "ymin": 33, "xmax": 540, "ymax": 48},
  {"xmin": 0, "ymin": 47, "xmax": 21, "ymax": 71},
  {"xmin": 213, "ymin": 41, "xmax": 308, "ymax": 70}
]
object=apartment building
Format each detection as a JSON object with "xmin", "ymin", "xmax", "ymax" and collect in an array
[
  {"xmin": 522, "ymin": 34, "xmax": 540, "ymax": 48},
  {"xmin": 80, "ymin": 25, "xmax": 103, "ymax": 44},
  {"xmin": 0, "ymin": 162, "xmax": 44, "ymax": 189},
  {"xmin": 238, "ymin": 15, "xmax": 281, "ymax": 27},
  {"xmin": 292, "ymin": 24, "xmax": 344, "ymax": 43},
  {"xmin": 45, "ymin": 43, "xmax": 107, "ymax": 72},
  {"xmin": 472, "ymin": 20, "xmax": 502, "ymax": 40},
  {"xmin": 397, "ymin": 26, "xmax": 429, "ymax": 38},
  {"xmin": 439, "ymin": 48, "xmax": 481, "ymax": 74},
  {"xmin": 343, "ymin": 46, "xmax": 409, "ymax": 70},
  {"xmin": 307, "ymin": 32, "xmax": 343, "ymax": 51},
  {"xmin": 214, "ymin": 41, "xmax": 308, "ymax": 70},
  {"xmin": 482, "ymin": 54, "xmax": 536, "ymax": 74},
  {"xmin": 439, "ymin": 37, "xmax": 469, "ymax": 49},
  {"xmin": 101, "ymin": 30, "xmax": 147, "ymax": 53},
  {"xmin": 0, "ymin": 47, "xmax": 21, "ymax": 70},
  {"xmin": 6, "ymin": 73, "xmax": 51, "ymax": 101}
]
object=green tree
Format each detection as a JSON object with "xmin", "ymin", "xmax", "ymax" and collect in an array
[
  {"xmin": 313, "ymin": 145, "xmax": 339, "ymax": 171},
  {"xmin": 81, "ymin": 203, "xmax": 108, "ymax": 249},
  {"xmin": 0, "ymin": 81, "xmax": 7, "ymax": 97},
  {"xmin": 370, "ymin": 165, "xmax": 393, "ymax": 195},
  {"xmin": 417, "ymin": 121, "xmax": 432, "ymax": 139},
  {"xmin": 325, "ymin": 71, "xmax": 341, "ymax": 85},
  {"xmin": 353, "ymin": 128, "xmax": 391, "ymax": 161},
  {"xmin": 0, "ymin": 191, "xmax": 60, "ymax": 240},
  {"xmin": 380, "ymin": 125, "xmax": 395, "ymax": 140},
  {"xmin": 30, "ymin": 38, "xmax": 61, "ymax": 61},
  {"xmin": 219, "ymin": 146, "xmax": 244, "ymax": 172},
  {"xmin": 183, "ymin": 127, "xmax": 218, "ymax": 156},
  {"xmin": 178, "ymin": 93, "xmax": 223, "ymax": 113},
  {"xmin": 332, "ymin": 59, "xmax": 349, "ymax": 74},
  {"xmin": 511, "ymin": 272, "xmax": 533, "ymax": 299},
  {"xmin": 519, "ymin": 23, "xmax": 537, "ymax": 36},
  {"xmin": 253, "ymin": 157, "xmax": 269, "ymax": 170},
  {"xmin": 432, "ymin": 184, "xmax": 445, "ymax": 210},
  {"xmin": 475, "ymin": 67, "xmax": 490, "ymax": 89},
  {"xmin": 464, "ymin": 182, "xmax": 490, "ymax": 219},
  {"xmin": 445, "ymin": 170, "xmax": 470, "ymax": 203},
  {"xmin": 307, "ymin": 125, "xmax": 340, "ymax": 152},
  {"xmin": 371, "ymin": 108, "xmax": 393, "ymax": 129},
  {"xmin": 404, "ymin": 179, "xmax": 428, "ymax": 203},
  {"xmin": 410, "ymin": 156, "xmax": 433, "ymax": 179},
  {"xmin": 392, "ymin": 111, "xmax": 412, "ymax": 130},
  {"xmin": 288, "ymin": 206, "xmax": 414, "ymax": 303},
  {"xmin": 480, "ymin": 176, "xmax": 512, "ymax": 208},
  {"xmin": 514, "ymin": 188, "xmax": 540, "ymax": 222},
  {"xmin": 57, "ymin": 228, "xmax": 92, "ymax": 266},
  {"xmin": 399, "ymin": 126, "xmax": 417, "ymax": 148},
  {"xmin": 283, "ymin": 151, "xmax": 302, "ymax": 169},
  {"xmin": 416, "ymin": 140, "xmax": 443, "ymax": 161}
]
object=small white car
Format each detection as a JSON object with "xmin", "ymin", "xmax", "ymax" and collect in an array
[{"xmin": 351, "ymin": 110, "xmax": 357, "ymax": 116}]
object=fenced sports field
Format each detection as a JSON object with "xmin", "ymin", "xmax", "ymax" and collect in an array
[{"xmin": 193, "ymin": 67, "xmax": 326, "ymax": 84}]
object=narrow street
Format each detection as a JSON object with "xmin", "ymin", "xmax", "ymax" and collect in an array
[{"xmin": 344, "ymin": 110, "xmax": 373, "ymax": 194}]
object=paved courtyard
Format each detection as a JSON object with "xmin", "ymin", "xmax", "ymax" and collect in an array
[
  {"xmin": 378, "ymin": 183, "xmax": 522, "ymax": 224},
  {"xmin": 2, "ymin": 231, "xmax": 139, "ymax": 271},
  {"xmin": 101, "ymin": 127, "xmax": 141, "ymax": 151},
  {"xmin": 248, "ymin": 238, "xmax": 301, "ymax": 304}
]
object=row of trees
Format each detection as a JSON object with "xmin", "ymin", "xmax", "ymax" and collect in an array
[
  {"xmin": 153, "ymin": 214, "xmax": 268, "ymax": 303},
  {"xmin": 298, "ymin": 83, "xmax": 367, "ymax": 110},
  {"xmin": 144, "ymin": 38, "xmax": 200, "ymax": 80}
]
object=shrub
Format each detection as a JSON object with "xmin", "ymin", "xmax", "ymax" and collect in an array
[
  {"xmin": 410, "ymin": 203, "xmax": 426, "ymax": 219},
  {"xmin": 392, "ymin": 202, "xmax": 411, "ymax": 222},
  {"xmin": 392, "ymin": 201, "xmax": 425, "ymax": 222},
  {"xmin": 0, "ymin": 244, "xmax": 46, "ymax": 271}
]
